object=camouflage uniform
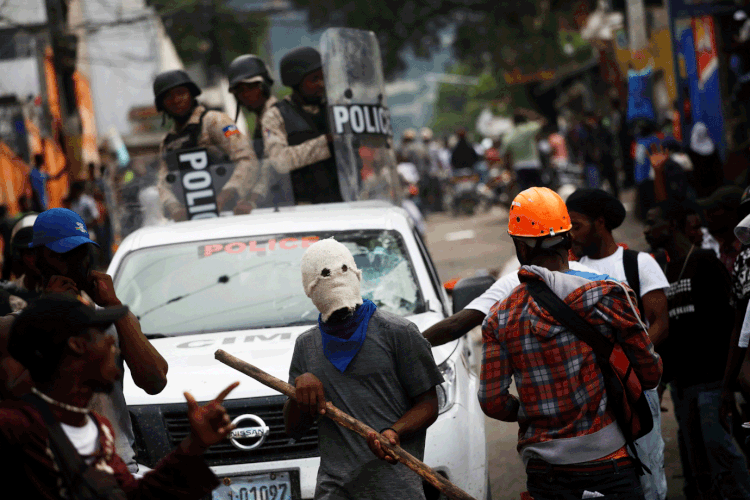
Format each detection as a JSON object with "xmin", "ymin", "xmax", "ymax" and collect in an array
[
  {"xmin": 157, "ymin": 104, "xmax": 262, "ymax": 217},
  {"xmin": 258, "ymin": 95, "xmax": 342, "ymax": 204}
]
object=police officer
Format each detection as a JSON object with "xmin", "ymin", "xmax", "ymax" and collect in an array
[
  {"xmin": 260, "ymin": 47, "xmax": 342, "ymax": 204},
  {"xmin": 227, "ymin": 54, "xmax": 276, "ymax": 213},
  {"xmin": 153, "ymin": 70, "xmax": 260, "ymax": 220}
]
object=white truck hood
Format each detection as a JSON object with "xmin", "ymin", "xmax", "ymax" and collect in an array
[{"xmin": 123, "ymin": 311, "xmax": 456, "ymax": 405}]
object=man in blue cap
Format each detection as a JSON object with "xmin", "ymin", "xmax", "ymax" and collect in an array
[{"xmin": 0, "ymin": 207, "xmax": 168, "ymax": 473}]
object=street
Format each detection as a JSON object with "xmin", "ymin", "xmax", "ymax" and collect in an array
[{"xmin": 422, "ymin": 188, "xmax": 686, "ymax": 500}]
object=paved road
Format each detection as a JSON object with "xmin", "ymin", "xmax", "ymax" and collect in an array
[{"xmin": 422, "ymin": 188, "xmax": 686, "ymax": 500}]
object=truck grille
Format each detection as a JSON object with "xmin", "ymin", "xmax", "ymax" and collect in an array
[{"xmin": 130, "ymin": 396, "xmax": 319, "ymax": 468}]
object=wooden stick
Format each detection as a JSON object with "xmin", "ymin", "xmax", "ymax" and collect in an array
[{"xmin": 215, "ymin": 349, "xmax": 477, "ymax": 500}]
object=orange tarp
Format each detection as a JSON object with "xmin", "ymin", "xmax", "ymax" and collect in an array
[
  {"xmin": 0, "ymin": 139, "xmax": 68, "ymax": 217},
  {"xmin": 44, "ymin": 46, "xmax": 62, "ymax": 135},
  {"xmin": 44, "ymin": 138, "xmax": 68, "ymax": 209},
  {"xmin": 72, "ymin": 70, "xmax": 100, "ymax": 168},
  {"xmin": 25, "ymin": 119, "xmax": 43, "ymax": 157},
  {"xmin": 0, "ymin": 142, "xmax": 32, "ymax": 216}
]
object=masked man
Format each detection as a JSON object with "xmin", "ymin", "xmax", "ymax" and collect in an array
[{"xmin": 283, "ymin": 238, "xmax": 443, "ymax": 499}]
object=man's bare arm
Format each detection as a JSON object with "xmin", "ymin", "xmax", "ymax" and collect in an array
[
  {"xmin": 422, "ymin": 309, "xmax": 485, "ymax": 347},
  {"xmin": 642, "ymin": 289, "xmax": 669, "ymax": 348}
]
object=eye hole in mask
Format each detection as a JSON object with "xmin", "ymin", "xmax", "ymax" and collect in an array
[{"xmin": 321, "ymin": 268, "xmax": 330, "ymax": 277}]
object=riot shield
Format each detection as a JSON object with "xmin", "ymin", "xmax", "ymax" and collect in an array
[
  {"xmin": 164, "ymin": 146, "xmax": 236, "ymax": 220},
  {"xmin": 320, "ymin": 28, "xmax": 401, "ymax": 204}
]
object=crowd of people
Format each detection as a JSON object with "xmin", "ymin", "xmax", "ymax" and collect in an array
[{"xmin": 3, "ymin": 39, "xmax": 750, "ymax": 500}]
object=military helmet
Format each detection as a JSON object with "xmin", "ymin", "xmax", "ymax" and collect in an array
[
  {"xmin": 228, "ymin": 55, "xmax": 273, "ymax": 91},
  {"xmin": 280, "ymin": 47, "xmax": 322, "ymax": 88},
  {"xmin": 153, "ymin": 70, "xmax": 201, "ymax": 111}
]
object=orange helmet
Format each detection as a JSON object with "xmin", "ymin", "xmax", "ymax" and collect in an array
[{"xmin": 508, "ymin": 187, "xmax": 572, "ymax": 238}]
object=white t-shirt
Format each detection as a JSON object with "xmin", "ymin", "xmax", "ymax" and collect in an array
[
  {"xmin": 60, "ymin": 415, "xmax": 100, "ymax": 465},
  {"xmin": 701, "ymin": 227, "xmax": 721, "ymax": 260},
  {"xmin": 577, "ymin": 246, "xmax": 669, "ymax": 298},
  {"xmin": 466, "ymin": 261, "xmax": 600, "ymax": 315}
]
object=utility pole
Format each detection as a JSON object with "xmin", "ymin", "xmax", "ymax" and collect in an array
[
  {"xmin": 206, "ymin": 0, "xmax": 225, "ymax": 87},
  {"xmin": 43, "ymin": 0, "xmax": 81, "ymax": 128},
  {"xmin": 33, "ymin": 28, "xmax": 53, "ymax": 139}
]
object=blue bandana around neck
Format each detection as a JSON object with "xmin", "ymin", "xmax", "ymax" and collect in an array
[{"xmin": 318, "ymin": 299, "xmax": 377, "ymax": 373}]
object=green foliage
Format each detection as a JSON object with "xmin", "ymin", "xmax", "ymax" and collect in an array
[
  {"xmin": 430, "ymin": 63, "xmax": 540, "ymax": 137},
  {"xmin": 287, "ymin": 0, "xmax": 592, "ymax": 78},
  {"xmin": 148, "ymin": 0, "xmax": 270, "ymax": 71}
]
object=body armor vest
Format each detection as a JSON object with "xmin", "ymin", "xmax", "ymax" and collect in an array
[{"xmin": 274, "ymin": 99, "xmax": 343, "ymax": 204}]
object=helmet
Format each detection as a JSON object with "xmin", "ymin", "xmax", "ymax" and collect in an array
[
  {"xmin": 280, "ymin": 47, "xmax": 322, "ymax": 88},
  {"xmin": 153, "ymin": 70, "xmax": 201, "ymax": 111},
  {"xmin": 420, "ymin": 127, "xmax": 433, "ymax": 141},
  {"xmin": 402, "ymin": 128, "xmax": 417, "ymax": 141},
  {"xmin": 227, "ymin": 54, "xmax": 273, "ymax": 91},
  {"xmin": 508, "ymin": 187, "xmax": 572, "ymax": 238},
  {"xmin": 10, "ymin": 213, "xmax": 37, "ymax": 250}
]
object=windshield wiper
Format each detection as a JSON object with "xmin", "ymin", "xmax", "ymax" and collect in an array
[
  {"xmin": 136, "ymin": 260, "xmax": 277, "ymax": 321},
  {"xmin": 144, "ymin": 333, "xmax": 169, "ymax": 339},
  {"xmin": 136, "ymin": 274, "xmax": 232, "ymax": 320}
]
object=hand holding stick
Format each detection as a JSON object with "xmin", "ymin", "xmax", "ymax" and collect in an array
[{"xmin": 214, "ymin": 349, "xmax": 477, "ymax": 500}]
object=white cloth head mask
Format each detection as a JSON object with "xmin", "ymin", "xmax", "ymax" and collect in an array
[{"xmin": 301, "ymin": 238, "xmax": 363, "ymax": 322}]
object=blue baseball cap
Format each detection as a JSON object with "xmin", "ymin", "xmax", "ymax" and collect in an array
[{"xmin": 29, "ymin": 208, "xmax": 99, "ymax": 253}]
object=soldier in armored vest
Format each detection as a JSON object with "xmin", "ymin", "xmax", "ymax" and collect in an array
[
  {"xmin": 153, "ymin": 70, "xmax": 261, "ymax": 220},
  {"xmin": 227, "ymin": 54, "xmax": 277, "ymax": 212},
  {"xmin": 259, "ymin": 47, "xmax": 342, "ymax": 204}
]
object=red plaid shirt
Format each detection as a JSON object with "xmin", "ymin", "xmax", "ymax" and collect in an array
[{"xmin": 480, "ymin": 268, "xmax": 662, "ymax": 452}]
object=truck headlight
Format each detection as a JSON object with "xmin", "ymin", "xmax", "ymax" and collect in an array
[{"xmin": 436, "ymin": 359, "xmax": 456, "ymax": 414}]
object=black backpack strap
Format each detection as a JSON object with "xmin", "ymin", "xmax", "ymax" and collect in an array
[
  {"xmin": 623, "ymin": 249, "xmax": 644, "ymax": 315},
  {"xmin": 525, "ymin": 280, "xmax": 614, "ymax": 359}
]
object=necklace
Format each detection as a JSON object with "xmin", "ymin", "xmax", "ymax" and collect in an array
[
  {"xmin": 31, "ymin": 387, "xmax": 90, "ymax": 415},
  {"xmin": 676, "ymin": 244, "xmax": 696, "ymax": 283}
]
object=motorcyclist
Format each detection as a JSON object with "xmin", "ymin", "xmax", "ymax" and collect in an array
[
  {"xmin": 153, "ymin": 70, "xmax": 260, "ymax": 220},
  {"xmin": 259, "ymin": 47, "xmax": 342, "ymax": 204},
  {"xmin": 227, "ymin": 54, "xmax": 275, "ymax": 213}
]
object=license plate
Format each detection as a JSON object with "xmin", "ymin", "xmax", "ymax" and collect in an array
[{"xmin": 212, "ymin": 471, "xmax": 292, "ymax": 500}]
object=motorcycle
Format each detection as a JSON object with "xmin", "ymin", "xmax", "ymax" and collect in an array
[
  {"xmin": 483, "ymin": 166, "xmax": 518, "ymax": 208},
  {"xmin": 448, "ymin": 168, "xmax": 481, "ymax": 216}
]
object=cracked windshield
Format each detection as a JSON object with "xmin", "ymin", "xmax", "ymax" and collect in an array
[{"xmin": 115, "ymin": 230, "xmax": 423, "ymax": 335}]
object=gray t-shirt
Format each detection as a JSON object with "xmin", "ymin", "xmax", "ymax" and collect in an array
[{"xmin": 289, "ymin": 309, "xmax": 444, "ymax": 500}]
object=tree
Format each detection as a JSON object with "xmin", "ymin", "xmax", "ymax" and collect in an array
[
  {"xmin": 147, "ymin": 0, "xmax": 269, "ymax": 81},
  {"xmin": 288, "ymin": 0, "xmax": 594, "ymax": 79}
]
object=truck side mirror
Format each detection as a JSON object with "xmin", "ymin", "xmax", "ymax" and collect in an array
[{"xmin": 452, "ymin": 276, "xmax": 496, "ymax": 315}]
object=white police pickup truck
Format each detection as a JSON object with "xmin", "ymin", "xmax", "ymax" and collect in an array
[{"xmin": 110, "ymin": 201, "xmax": 489, "ymax": 500}]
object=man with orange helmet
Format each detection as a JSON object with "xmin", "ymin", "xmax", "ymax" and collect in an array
[{"xmin": 480, "ymin": 187, "xmax": 662, "ymax": 500}]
